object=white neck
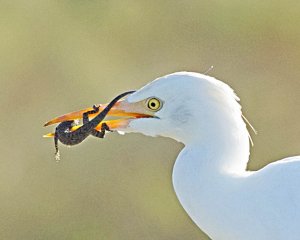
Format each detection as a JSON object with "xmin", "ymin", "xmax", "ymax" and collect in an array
[
  {"xmin": 173, "ymin": 110, "xmax": 249, "ymax": 236},
  {"xmin": 172, "ymin": 114, "xmax": 251, "ymax": 239}
]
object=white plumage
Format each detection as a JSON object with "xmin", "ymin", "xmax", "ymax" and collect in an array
[{"xmin": 119, "ymin": 72, "xmax": 300, "ymax": 240}]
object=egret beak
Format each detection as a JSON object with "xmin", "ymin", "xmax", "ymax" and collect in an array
[
  {"xmin": 43, "ymin": 96, "xmax": 154, "ymax": 137},
  {"xmin": 44, "ymin": 100, "xmax": 150, "ymax": 127}
]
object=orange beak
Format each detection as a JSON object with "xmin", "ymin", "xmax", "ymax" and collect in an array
[{"xmin": 43, "ymin": 97, "xmax": 153, "ymax": 137}]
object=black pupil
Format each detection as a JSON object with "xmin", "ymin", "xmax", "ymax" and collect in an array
[{"xmin": 150, "ymin": 102, "xmax": 156, "ymax": 108}]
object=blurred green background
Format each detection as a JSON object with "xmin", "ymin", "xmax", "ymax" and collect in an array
[{"xmin": 1, "ymin": 1, "xmax": 300, "ymax": 239}]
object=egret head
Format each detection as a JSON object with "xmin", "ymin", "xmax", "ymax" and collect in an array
[{"xmin": 114, "ymin": 72, "xmax": 243, "ymax": 144}]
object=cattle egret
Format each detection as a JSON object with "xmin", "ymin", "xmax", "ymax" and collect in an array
[{"xmin": 45, "ymin": 72, "xmax": 300, "ymax": 240}]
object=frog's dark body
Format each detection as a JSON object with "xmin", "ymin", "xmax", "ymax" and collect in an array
[
  {"xmin": 54, "ymin": 106, "xmax": 109, "ymax": 147},
  {"xmin": 54, "ymin": 91, "xmax": 135, "ymax": 159}
]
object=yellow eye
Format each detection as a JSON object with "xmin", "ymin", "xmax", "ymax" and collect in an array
[{"xmin": 146, "ymin": 98, "xmax": 162, "ymax": 111}]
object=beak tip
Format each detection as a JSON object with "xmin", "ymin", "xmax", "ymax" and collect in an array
[
  {"xmin": 44, "ymin": 121, "xmax": 52, "ymax": 127},
  {"xmin": 44, "ymin": 119, "xmax": 56, "ymax": 127},
  {"xmin": 43, "ymin": 132, "xmax": 55, "ymax": 138}
]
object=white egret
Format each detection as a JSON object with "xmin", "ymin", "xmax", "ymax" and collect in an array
[{"xmin": 45, "ymin": 72, "xmax": 300, "ymax": 240}]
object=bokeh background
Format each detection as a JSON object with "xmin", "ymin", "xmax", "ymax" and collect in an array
[{"xmin": 1, "ymin": 1, "xmax": 300, "ymax": 239}]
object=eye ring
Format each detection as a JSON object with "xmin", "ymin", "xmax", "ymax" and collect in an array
[{"xmin": 146, "ymin": 97, "xmax": 162, "ymax": 111}]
